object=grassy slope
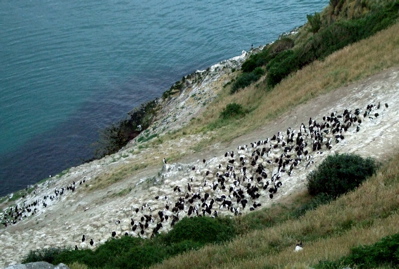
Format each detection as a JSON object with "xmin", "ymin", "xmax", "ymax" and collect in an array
[
  {"xmin": 178, "ymin": 8, "xmax": 399, "ymax": 151},
  {"xmin": 145, "ymin": 13, "xmax": 399, "ymax": 269}
]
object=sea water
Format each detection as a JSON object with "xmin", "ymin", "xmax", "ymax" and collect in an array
[{"xmin": 0, "ymin": 0, "xmax": 328, "ymax": 196}]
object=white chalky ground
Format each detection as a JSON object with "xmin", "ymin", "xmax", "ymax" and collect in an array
[{"xmin": 0, "ymin": 64, "xmax": 398, "ymax": 268}]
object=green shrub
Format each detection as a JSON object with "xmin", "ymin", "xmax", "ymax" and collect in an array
[
  {"xmin": 241, "ymin": 49, "xmax": 270, "ymax": 73},
  {"xmin": 33, "ymin": 218, "xmax": 235, "ymax": 269},
  {"xmin": 342, "ymin": 233, "xmax": 399, "ymax": 268},
  {"xmin": 220, "ymin": 103, "xmax": 246, "ymax": 119},
  {"xmin": 264, "ymin": 2, "xmax": 399, "ymax": 88},
  {"xmin": 315, "ymin": 233, "xmax": 399, "ymax": 269},
  {"xmin": 238, "ymin": 38, "xmax": 294, "ymax": 91},
  {"xmin": 231, "ymin": 68, "xmax": 264, "ymax": 93},
  {"xmin": 163, "ymin": 217, "xmax": 236, "ymax": 245},
  {"xmin": 54, "ymin": 249, "xmax": 96, "ymax": 268},
  {"xmin": 241, "ymin": 57, "xmax": 259, "ymax": 73},
  {"xmin": 113, "ymin": 244, "xmax": 167, "ymax": 269},
  {"xmin": 307, "ymin": 153, "xmax": 378, "ymax": 199},
  {"xmin": 265, "ymin": 50, "xmax": 298, "ymax": 87},
  {"xmin": 166, "ymin": 240, "xmax": 203, "ymax": 256},
  {"xmin": 307, "ymin": 12, "xmax": 322, "ymax": 33},
  {"xmin": 241, "ymin": 38, "xmax": 294, "ymax": 74},
  {"xmin": 269, "ymin": 38, "xmax": 295, "ymax": 55}
]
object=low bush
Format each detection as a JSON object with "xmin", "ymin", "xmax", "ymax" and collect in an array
[
  {"xmin": 165, "ymin": 240, "xmax": 203, "ymax": 256},
  {"xmin": 235, "ymin": 37, "xmax": 294, "ymax": 92},
  {"xmin": 307, "ymin": 153, "xmax": 378, "ymax": 199},
  {"xmin": 230, "ymin": 67, "xmax": 264, "ymax": 93},
  {"xmin": 220, "ymin": 103, "xmax": 246, "ymax": 119},
  {"xmin": 307, "ymin": 12, "xmax": 322, "ymax": 33},
  {"xmin": 265, "ymin": 50, "xmax": 298, "ymax": 88},
  {"xmin": 163, "ymin": 216, "xmax": 236, "ymax": 245},
  {"xmin": 241, "ymin": 38, "xmax": 294, "ymax": 74},
  {"xmin": 113, "ymin": 244, "xmax": 167, "ymax": 269}
]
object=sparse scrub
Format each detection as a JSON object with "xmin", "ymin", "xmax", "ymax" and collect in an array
[{"xmin": 307, "ymin": 153, "xmax": 378, "ymax": 199}]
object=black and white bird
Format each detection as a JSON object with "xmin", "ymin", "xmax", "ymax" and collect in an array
[{"xmin": 294, "ymin": 241, "xmax": 303, "ymax": 252}]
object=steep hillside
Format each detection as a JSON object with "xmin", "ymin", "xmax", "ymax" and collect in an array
[{"xmin": 1, "ymin": 1, "xmax": 399, "ymax": 268}]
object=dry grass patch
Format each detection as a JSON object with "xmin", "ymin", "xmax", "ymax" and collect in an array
[{"xmin": 86, "ymin": 162, "xmax": 150, "ymax": 192}]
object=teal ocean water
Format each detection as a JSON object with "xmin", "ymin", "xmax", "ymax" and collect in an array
[{"xmin": 0, "ymin": 0, "xmax": 328, "ymax": 196}]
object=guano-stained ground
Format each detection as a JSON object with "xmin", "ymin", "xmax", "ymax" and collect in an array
[{"xmin": 0, "ymin": 63, "xmax": 398, "ymax": 268}]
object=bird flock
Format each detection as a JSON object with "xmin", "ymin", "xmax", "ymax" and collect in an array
[
  {"xmin": 78, "ymin": 101, "xmax": 388, "ymax": 247},
  {"xmin": 0, "ymin": 179, "xmax": 87, "ymax": 228},
  {"xmin": 0, "ymin": 102, "xmax": 388, "ymax": 250}
]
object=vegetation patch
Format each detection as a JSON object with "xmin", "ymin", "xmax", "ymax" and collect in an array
[
  {"xmin": 307, "ymin": 153, "xmax": 378, "ymax": 199},
  {"xmin": 233, "ymin": 0, "xmax": 399, "ymax": 91},
  {"xmin": 230, "ymin": 67, "xmax": 265, "ymax": 93},
  {"xmin": 315, "ymin": 233, "xmax": 399, "ymax": 268},
  {"xmin": 92, "ymin": 99, "xmax": 158, "ymax": 159},
  {"xmin": 231, "ymin": 38, "xmax": 294, "ymax": 93},
  {"xmin": 266, "ymin": 1, "xmax": 399, "ymax": 88},
  {"xmin": 219, "ymin": 103, "xmax": 246, "ymax": 119},
  {"xmin": 162, "ymin": 217, "xmax": 236, "ymax": 245}
]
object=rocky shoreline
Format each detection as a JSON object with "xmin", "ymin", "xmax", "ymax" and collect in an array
[{"xmin": 0, "ymin": 49, "xmax": 254, "ymax": 267}]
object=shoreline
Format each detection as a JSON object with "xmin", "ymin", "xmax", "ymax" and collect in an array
[
  {"xmin": 0, "ymin": 46, "xmax": 261, "ymax": 200},
  {"xmin": 0, "ymin": 21, "xmax": 302, "ymax": 198}
]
